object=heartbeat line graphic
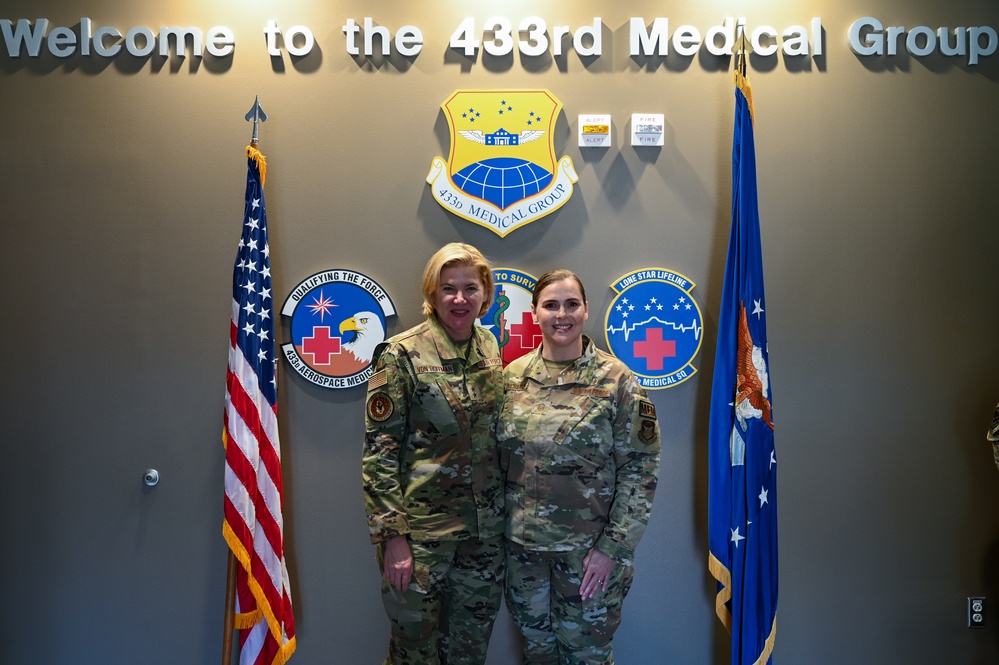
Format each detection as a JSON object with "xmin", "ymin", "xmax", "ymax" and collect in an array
[{"xmin": 607, "ymin": 316, "xmax": 702, "ymax": 342}]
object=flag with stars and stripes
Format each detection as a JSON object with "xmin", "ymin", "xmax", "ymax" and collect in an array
[
  {"xmin": 222, "ymin": 145, "xmax": 296, "ymax": 665},
  {"xmin": 708, "ymin": 71, "xmax": 778, "ymax": 665}
]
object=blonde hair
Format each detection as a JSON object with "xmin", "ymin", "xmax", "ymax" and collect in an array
[{"xmin": 421, "ymin": 243, "xmax": 494, "ymax": 318}]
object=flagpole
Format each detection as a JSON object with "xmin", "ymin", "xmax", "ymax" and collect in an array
[
  {"xmin": 222, "ymin": 549, "xmax": 237, "ymax": 665},
  {"xmin": 735, "ymin": 27, "xmax": 748, "ymax": 78},
  {"xmin": 222, "ymin": 96, "xmax": 271, "ymax": 665}
]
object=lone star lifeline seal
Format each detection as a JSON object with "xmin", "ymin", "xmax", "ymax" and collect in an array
[
  {"xmin": 478, "ymin": 268, "xmax": 542, "ymax": 367},
  {"xmin": 604, "ymin": 268, "xmax": 703, "ymax": 390},
  {"xmin": 280, "ymin": 269, "xmax": 396, "ymax": 390}
]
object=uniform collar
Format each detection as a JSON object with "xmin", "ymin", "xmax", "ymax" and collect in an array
[
  {"xmin": 526, "ymin": 336, "xmax": 599, "ymax": 385},
  {"xmin": 427, "ymin": 315, "xmax": 490, "ymax": 365}
]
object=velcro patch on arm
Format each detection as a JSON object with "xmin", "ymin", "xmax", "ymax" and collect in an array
[
  {"xmin": 639, "ymin": 399, "xmax": 656, "ymax": 419},
  {"xmin": 367, "ymin": 392, "xmax": 394, "ymax": 422},
  {"xmin": 369, "ymin": 369, "xmax": 388, "ymax": 390}
]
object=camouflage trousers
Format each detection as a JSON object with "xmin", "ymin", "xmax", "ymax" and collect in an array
[
  {"xmin": 377, "ymin": 535, "xmax": 505, "ymax": 665},
  {"xmin": 505, "ymin": 543, "xmax": 634, "ymax": 665}
]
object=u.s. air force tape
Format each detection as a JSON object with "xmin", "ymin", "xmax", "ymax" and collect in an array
[{"xmin": 367, "ymin": 392, "xmax": 394, "ymax": 422}]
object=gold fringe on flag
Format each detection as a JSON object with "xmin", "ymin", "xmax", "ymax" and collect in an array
[
  {"xmin": 734, "ymin": 70, "xmax": 756, "ymax": 127},
  {"xmin": 708, "ymin": 551, "xmax": 733, "ymax": 630},
  {"xmin": 246, "ymin": 145, "xmax": 267, "ymax": 189}
]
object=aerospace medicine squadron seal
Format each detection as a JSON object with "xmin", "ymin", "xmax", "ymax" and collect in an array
[
  {"xmin": 604, "ymin": 268, "xmax": 703, "ymax": 390},
  {"xmin": 281, "ymin": 269, "xmax": 396, "ymax": 390}
]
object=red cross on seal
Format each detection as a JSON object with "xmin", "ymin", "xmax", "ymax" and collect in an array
[
  {"xmin": 301, "ymin": 326, "xmax": 342, "ymax": 364},
  {"xmin": 633, "ymin": 328, "xmax": 676, "ymax": 371}
]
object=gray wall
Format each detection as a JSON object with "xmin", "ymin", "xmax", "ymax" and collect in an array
[{"xmin": 2, "ymin": 1, "xmax": 999, "ymax": 663}]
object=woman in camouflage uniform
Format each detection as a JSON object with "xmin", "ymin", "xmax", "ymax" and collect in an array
[
  {"xmin": 362, "ymin": 243, "xmax": 505, "ymax": 665},
  {"xmin": 498, "ymin": 269, "xmax": 661, "ymax": 665}
]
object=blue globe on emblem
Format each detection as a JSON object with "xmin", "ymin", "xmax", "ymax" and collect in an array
[{"xmin": 452, "ymin": 157, "xmax": 553, "ymax": 211}]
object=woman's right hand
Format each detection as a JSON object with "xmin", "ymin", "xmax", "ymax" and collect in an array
[{"xmin": 383, "ymin": 535, "xmax": 414, "ymax": 592}]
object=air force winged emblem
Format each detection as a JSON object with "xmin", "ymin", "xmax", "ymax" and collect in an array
[
  {"xmin": 457, "ymin": 130, "xmax": 547, "ymax": 145},
  {"xmin": 427, "ymin": 90, "xmax": 578, "ymax": 237}
]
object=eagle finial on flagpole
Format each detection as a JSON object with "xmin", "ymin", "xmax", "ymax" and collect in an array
[{"xmin": 245, "ymin": 95, "xmax": 268, "ymax": 146}]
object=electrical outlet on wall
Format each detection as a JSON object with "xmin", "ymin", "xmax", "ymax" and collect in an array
[{"xmin": 968, "ymin": 597, "xmax": 985, "ymax": 629}]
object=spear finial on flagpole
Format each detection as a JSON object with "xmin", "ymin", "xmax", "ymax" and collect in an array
[
  {"xmin": 734, "ymin": 28, "xmax": 751, "ymax": 77},
  {"xmin": 245, "ymin": 95, "xmax": 268, "ymax": 146}
]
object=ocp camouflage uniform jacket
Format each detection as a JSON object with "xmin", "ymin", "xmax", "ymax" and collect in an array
[
  {"xmin": 497, "ymin": 337, "xmax": 660, "ymax": 566},
  {"xmin": 363, "ymin": 316, "xmax": 505, "ymax": 544}
]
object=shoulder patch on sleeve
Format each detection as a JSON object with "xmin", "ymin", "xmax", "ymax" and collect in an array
[
  {"xmin": 639, "ymin": 418, "xmax": 657, "ymax": 443},
  {"xmin": 369, "ymin": 369, "xmax": 388, "ymax": 390},
  {"xmin": 639, "ymin": 399, "xmax": 656, "ymax": 420},
  {"xmin": 367, "ymin": 392, "xmax": 394, "ymax": 422}
]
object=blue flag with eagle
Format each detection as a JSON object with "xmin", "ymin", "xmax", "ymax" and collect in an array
[{"xmin": 708, "ymin": 70, "xmax": 778, "ymax": 665}]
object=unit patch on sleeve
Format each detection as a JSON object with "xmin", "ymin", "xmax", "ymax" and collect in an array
[
  {"xmin": 639, "ymin": 418, "xmax": 657, "ymax": 443},
  {"xmin": 367, "ymin": 392, "xmax": 394, "ymax": 423}
]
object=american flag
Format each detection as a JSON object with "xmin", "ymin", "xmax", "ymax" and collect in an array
[{"xmin": 222, "ymin": 145, "xmax": 297, "ymax": 665}]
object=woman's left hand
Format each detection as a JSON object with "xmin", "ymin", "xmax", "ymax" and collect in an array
[{"xmin": 579, "ymin": 547, "xmax": 615, "ymax": 600}]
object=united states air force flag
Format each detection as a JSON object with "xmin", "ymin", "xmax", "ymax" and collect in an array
[{"xmin": 708, "ymin": 71, "xmax": 777, "ymax": 665}]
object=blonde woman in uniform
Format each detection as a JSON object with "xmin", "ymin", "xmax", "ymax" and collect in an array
[{"xmin": 363, "ymin": 243, "xmax": 505, "ymax": 665}]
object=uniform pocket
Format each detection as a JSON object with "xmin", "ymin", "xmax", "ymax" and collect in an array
[{"xmin": 412, "ymin": 380, "xmax": 461, "ymax": 442}]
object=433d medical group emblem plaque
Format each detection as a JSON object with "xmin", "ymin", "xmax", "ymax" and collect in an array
[{"xmin": 427, "ymin": 89, "xmax": 578, "ymax": 237}]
